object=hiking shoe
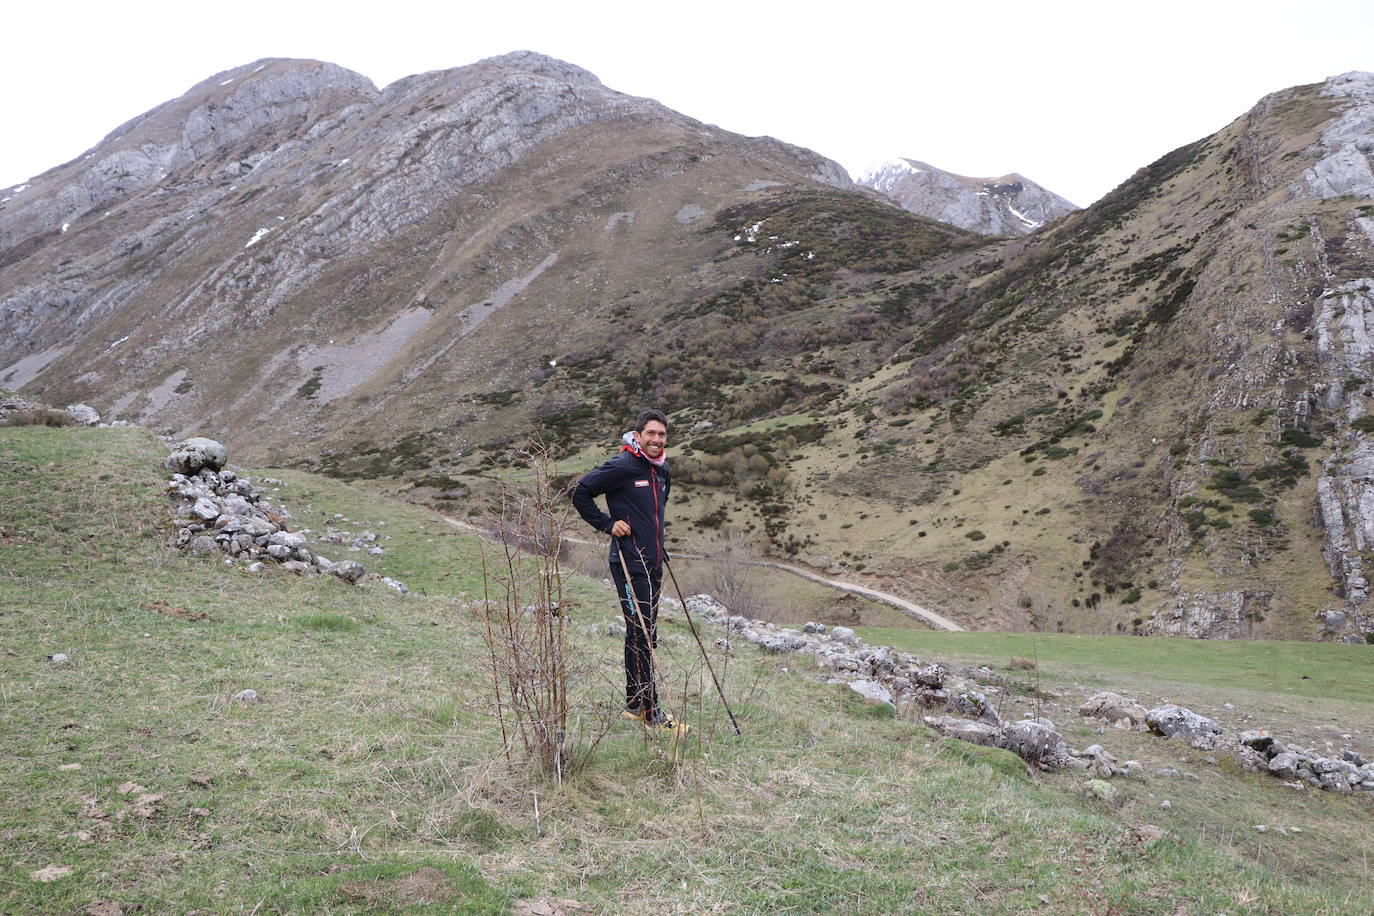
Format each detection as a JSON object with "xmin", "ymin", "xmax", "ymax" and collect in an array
[{"xmin": 643, "ymin": 711, "xmax": 690, "ymax": 738}]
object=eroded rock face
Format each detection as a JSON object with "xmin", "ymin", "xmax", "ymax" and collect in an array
[{"xmin": 1302, "ymin": 72, "xmax": 1374, "ymax": 199}]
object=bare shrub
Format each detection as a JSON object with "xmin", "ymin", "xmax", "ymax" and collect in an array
[
  {"xmin": 706, "ymin": 527, "xmax": 760, "ymax": 616},
  {"xmin": 473, "ymin": 441, "xmax": 599, "ymax": 777},
  {"xmin": 2, "ymin": 407, "xmax": 76, "ymax": 427}
]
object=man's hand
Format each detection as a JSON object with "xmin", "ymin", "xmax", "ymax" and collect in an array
[{"xmin": 611, "ymin": 520, "xmax": 631, "ymax": 538}]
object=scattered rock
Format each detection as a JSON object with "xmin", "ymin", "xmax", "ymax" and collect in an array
[
  {"xmin": 29, "ymin": 865, "xmax": 72, "ymax": 883},
  {"xmin": 913, "ymin": 664, "xmax": 946, "ymax": 688},
  {"xmin": 65, "ymin": 404, "xmax": 100, "ymax": 425},
  {"xmin": 1001, "ymin": 719, "xmax": 1061, "ymax": 764},
  {"xmin": 848, "ymin": 679, "xmax": 895, "ymax": 711},
  {"xmin": 86, "ymin": 900, "xmax": 125, "ymax": 916},
  {"xmin": 233, "ymin": 689, "xmax": 259, "ymax": 703},
  {"xmin": 1078, "ymin": 691, "xmax": 1148, "ymax": 728},
  {"xmin": 1145, "ymin": 704, "xmax": 1223, "ymax": 749},
  {"xmin": 950, "ymin": 690, "xmax": 1002, "ymax": 726},
  {"xmin": 330, "ymin": 560, "xmax": 367, "ymax": 584},
  {"xmin": 923, "ymin": 715, "xmax": 1003, "ymax": 747},
  {"xmin": 1083, "ymin": 780, "xmax": 1117, "ymax": 804},
  {"xmin": 50, "ymin": 653, "xmax": 69, "ymax": 664},
  {"xmin": 830, "ymin": 625, "xmax": 859, "ymax": 645},
  {"xmin": 1132, "ymin": 824, "xmax": 1167, "ymax": 844}
]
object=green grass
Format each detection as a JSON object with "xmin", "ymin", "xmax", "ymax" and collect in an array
[
  {"xmin": 2, "ymin": 427, "xmax": 1371, "ymax": 914},
  {"xmin": 856, "ymin": 629, "xmax": 1374, "ymax": 702}
]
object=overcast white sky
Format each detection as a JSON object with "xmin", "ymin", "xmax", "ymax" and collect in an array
[{"xmin": 3, "ymin": 1, "xmax": 1371, "ymax": 206}]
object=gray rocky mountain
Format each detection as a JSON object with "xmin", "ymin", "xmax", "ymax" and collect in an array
[
  {"xmin": 857, "ymin": 157, "xmax": 1077, "ymax": 235},
  {"xmin": 5, "ymin": 56, "xmax": 1374, "ymax": 642},
  {"xmin": 0, "ymin": 50, "xmax": 854, "ymax": 444}
]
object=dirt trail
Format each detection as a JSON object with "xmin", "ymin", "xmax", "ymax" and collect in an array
[{"xmin": 441, "ymin": 514, "xmax": 964, "ymax": 632}]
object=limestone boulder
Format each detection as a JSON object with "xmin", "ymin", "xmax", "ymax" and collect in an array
[{"xmin": 165, "ymin": 438, "xmax": 228, "ymax": 475}]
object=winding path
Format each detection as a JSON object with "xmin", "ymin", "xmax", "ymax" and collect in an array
[{"xmin": 440, "ymin": 514, "xmax": 964, "ymax": 632}]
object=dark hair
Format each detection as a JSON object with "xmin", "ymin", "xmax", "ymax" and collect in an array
[{"xmin": 635, "ymin": 409, "xmax": 668, "ymax": 432}]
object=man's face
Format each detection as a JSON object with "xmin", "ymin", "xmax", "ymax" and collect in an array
[{"xmin": 638, "ymin": 420, "xmax": 667, "ymax": 459}]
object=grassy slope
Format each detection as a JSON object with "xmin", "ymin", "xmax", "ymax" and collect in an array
[{"xmin": 2, "ymin": 427, "xmax": 1370, "ymax": 914}]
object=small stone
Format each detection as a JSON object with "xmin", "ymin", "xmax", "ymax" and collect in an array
[
  {"xmin": 1253, "ymin": 824, "xmax": 1268, "ymax": 833},
  {"xmin": 1083, "ymin": 780, "xmax": 1117, "ymax": 804},
  {"xmin": 51, "ymin": 653, "xmax": 69, "ymax": 664},
  {"xmin": 848, "ymin": 679, "xmax": 895, "ymax": 710},
  {"xmin": 59, "ymin": 763, "xmax": 82, "ymax": 771},
  {"xmin": 830, "ymin": 626, "xmax": 859, "ymax": 645},
  {"xmin": 233, "ymin": 689, "xmax": 259, "ymax": 703},
  {"xmin": 329, "ymin": 561, "xmax": 367, "ymax": 584},
  {"xmin": 188, "ymin": 535, "xmax": 218, "ymax": 555},
  {"xmin": 1159, "ymin": 799, "xmax": 1171, "ymax": 810},
  {"xmin": 1132, "ymin": 824, "xmax": 1167, "ymax": 844},
  {"xmin": 29, "ymin": 865, "xmax": 73, "ymax": 883},
  {"xmin": 190, "ymin": 497, "xmax": 221, "ymax": 521}
]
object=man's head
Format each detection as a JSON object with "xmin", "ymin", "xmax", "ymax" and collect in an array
[{"xmin": 635, "ymin": 409, "xmax": 668, "ymax": 460}]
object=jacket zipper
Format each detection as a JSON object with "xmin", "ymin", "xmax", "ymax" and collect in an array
[{"xmin": 650, "ymin": 465, "xmax": 661, "ymax": 566}]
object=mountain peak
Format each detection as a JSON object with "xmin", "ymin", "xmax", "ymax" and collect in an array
[
  {"xmin": 857, "ymin": 157, "xmax": 1077, "ymax": 236},
  {"xmin": 475, "ymin": 50, "xmax": 605, "ymax": 87}
]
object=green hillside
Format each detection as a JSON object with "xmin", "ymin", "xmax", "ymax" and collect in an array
[{"xmin": 2, "ymin": 426, "xmax": 1371, "ymax": 913}]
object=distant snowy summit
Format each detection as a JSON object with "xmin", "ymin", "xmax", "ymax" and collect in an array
[{"xmin": 857, "ymin": 158, "xmax": 1078, "ymax": 236}]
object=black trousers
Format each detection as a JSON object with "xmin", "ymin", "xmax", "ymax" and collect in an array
[{"xmin": 610, "ymin": 560, "xmax": 661, "ymax": 712}]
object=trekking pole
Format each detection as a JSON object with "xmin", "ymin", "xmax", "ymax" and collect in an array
[{"xmin": 663, "ymin": 555, "xmax": 742, "ymax": 736}]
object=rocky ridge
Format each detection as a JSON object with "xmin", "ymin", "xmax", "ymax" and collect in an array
[{"xmin": 857, "ymin": 157, "xmax": 1078, "ymax": 235}]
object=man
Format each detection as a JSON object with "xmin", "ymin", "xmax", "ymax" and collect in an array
[{"xmin": 571, "ymin": 409, "xmax": 687, "ymax": 735}]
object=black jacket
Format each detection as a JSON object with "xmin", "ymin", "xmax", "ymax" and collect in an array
[{"xmin": 572, "ymin": 448, "xmax": 670, "ymax": 572}]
